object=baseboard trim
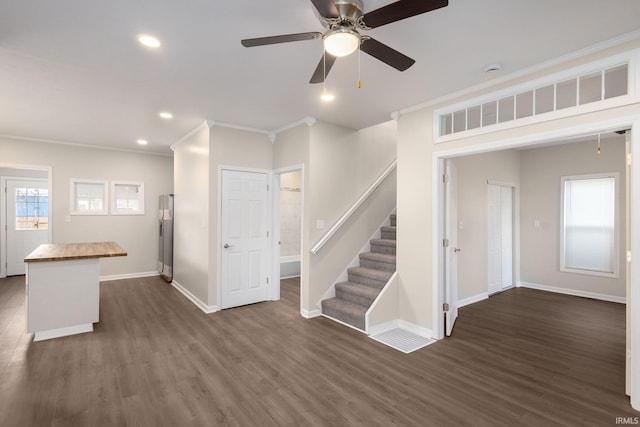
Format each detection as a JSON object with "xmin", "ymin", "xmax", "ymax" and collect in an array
[
  {"xmin": 397, "ymin": 320, "xmax": 434, "ymax": 340},
  {"xmin": 171, "ymin": 280, "xmax": 218, "ymax": 314},
  {"xmin": 100, "ymin": 271, "xmax": 160, "ymax": 282},
  {"xmin": 518, "ymin": 281, "xmax": 626, "ymax": 304},
  {"xmin": 301, "ymin": 308, "xmax": 322, "ymax": 319},
  {"xmin": 368, "ymin": 319, "xmax": 400, "ymax": 336},
  {"xmin": 33, "ymin": 323, "xmax": 93, "ymax": 341},
  {"xmin": 458, "ymin": 292, "xmax": 489, "ymax": 308}
]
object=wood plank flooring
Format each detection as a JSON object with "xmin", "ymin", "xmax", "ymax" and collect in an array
[{"xmin": 0, "ymin": 275, "xmax": 636, "ymax": 426}]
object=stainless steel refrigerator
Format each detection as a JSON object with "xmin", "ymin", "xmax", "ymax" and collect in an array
[{"xmin": 159, "ymin": 194, "xmax": 174, "ymax": 282}]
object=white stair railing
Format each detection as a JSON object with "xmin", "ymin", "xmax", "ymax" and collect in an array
[{"xmin": 310, "ymin": 159, "xmax": 397, "ymax": 255}]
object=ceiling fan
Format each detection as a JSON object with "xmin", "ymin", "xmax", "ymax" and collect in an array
[{"xmin": 241, "ymin": 0, "xmax": 448, "ymax": 84}]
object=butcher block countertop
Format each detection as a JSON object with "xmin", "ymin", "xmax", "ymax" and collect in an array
[{"xmin": 24, "ymin": 242, "xmax": 127, "ymax": 263}]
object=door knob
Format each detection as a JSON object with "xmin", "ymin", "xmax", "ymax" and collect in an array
[
  {"xmin": 224, "ymin": 243, "xmax": 233, "ymax": 249},
  {"xmin": 454, "ymin": 248, "xmax": 461, "ymax": 253}
]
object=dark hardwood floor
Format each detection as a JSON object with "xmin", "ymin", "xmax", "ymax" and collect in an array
[{"xmin": 0, "ymin": 275, "xmax": 636, "ymax": 426}]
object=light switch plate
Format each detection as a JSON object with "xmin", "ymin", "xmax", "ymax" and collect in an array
[{"xmin": 316, "ymin": 220, "xmax": 325, "ymax": 230}]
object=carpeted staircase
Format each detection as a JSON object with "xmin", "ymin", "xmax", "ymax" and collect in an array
[{"xmin": 321, "ymin": 213, "xmax": 396, "ymax": 331}]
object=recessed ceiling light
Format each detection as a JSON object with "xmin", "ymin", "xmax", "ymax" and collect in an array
[
  {"xmin": 159, "ymin": 112, "xmax": 173, "ymax": 119},
  {"xmin": 138, "ymin": 35, "xmax": 161, "ymax": 49},
  {"xmin": 320, "ymin": 87, "xmax": 335, "ymax": 102},
  {"xmin": 136, "ymin": 139, "xmax": 148, "ymax": 145}
]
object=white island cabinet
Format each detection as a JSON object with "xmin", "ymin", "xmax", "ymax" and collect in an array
[{"xmin": 24, "ymin": 242, "xmax": 127, "ymax": 341}]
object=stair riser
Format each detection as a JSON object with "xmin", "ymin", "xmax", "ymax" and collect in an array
[
  {"xmin": 321, "ymin": 301, "xmax": 365, "ymax": 330},
  {"xmin": 359, "ymin": 258, "xmax": 396, "ymax": 272},
  {"xmin": 370, "ymin": 244, "xmax": 396, "ymax": 255},
  {"xmin": 336, "ymin": 288, "xmax": 376, "ymax": 307},
  {"xmin": 347, "ymin": 272, "xmax": 387, "ymax": 289},
  {"xmin": 381, "ymin": 230, "xmax": 396, "ymax": 240}
]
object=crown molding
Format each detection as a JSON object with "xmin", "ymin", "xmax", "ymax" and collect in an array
[{"xmin": 0, "ymin": 134, "xmax": 172, "ymax": 157}]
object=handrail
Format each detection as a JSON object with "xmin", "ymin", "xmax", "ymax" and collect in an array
[{"xmin": 310, "ymin": 159, "xmax": 397, "ymax": 255}]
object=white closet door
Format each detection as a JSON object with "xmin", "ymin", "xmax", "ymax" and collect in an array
[
  {"xmin": 487, "ymin": 185, "xmax": 502, "ymax": 294},
  {"xmin": 487, "ymin": 184, "xmax": 514, "ymax": 294},
  {"xmin": 500, "ymin": 186, "xmax": 513, "ymax": 289}
]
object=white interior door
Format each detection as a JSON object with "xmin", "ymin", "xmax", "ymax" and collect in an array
[
  {"xmin": 220, "ymin": 170, "xmax": 270, "ymax": 309},
  {"xmin": 445, "ymin": 160, "xmax": 459, "ymax": 336},
  {"xmin": 6, "ymin": 179, "xmax": 49, "ymax": 276},
  {"xmin": 500, "ymin": 186, "xmax": 513, "ymax": 289},
  {"xmin": 487, "ymin": 184, "xmax": 514, "ymax": 294}
]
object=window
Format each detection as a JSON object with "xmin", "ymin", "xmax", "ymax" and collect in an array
[
  {"xmin": 15, "ymin": 186, "xmax": 48, "ymax": 230},
  {"xmin": 70, "ymin": 179, "xmax": 108, "ymax": 215},
  {"xmin": 436, "ymin": 58, "xmax": 631, "ymax": 139},
  {"xmin": 111, "ymin": 181, "xmax": 145, "ymax": 215},
  {"xmin": 561, "ymin": 173, "xmax": 618, "ymax": 278}
]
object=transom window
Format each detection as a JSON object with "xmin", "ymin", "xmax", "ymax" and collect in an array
[{"xmin": 436, "ymin": 54, "xmax": 633, "ymax": 140}]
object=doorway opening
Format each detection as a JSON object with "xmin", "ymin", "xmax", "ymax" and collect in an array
[
  {"xmin": 434, "ymin": 117, "xmax": 638, "ymax": 406},
  {"xmin": 0, "ymin": 164, "xmax": 52, "ymax": 278},
  {"xmin": 272, "ymin": 165, "xmax": 304, "ymax": 313}
]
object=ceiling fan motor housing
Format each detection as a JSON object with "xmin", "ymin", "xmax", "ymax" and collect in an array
[{"xmin": 331, "ymin": 0, "xmax": 364, "ymax": 26}]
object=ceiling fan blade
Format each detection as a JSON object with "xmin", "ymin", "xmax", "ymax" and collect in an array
[
  {"xmin": 360, "ymin": 37, "xmax": 415, "ymax": 71},
  {"xmin": 241, "ymin": 32, "xmax": 322, "ymax": 47},
  {"xmin": 310, "ymin": 0, "xmax": 339, "ymax": 19},
  {"xmin": 310, "ymin": 53, "xmax": 338, "ymax": 84},
  {"xmin": 362, "ymin": 0, "xmax": 448, "ymax": 29}
]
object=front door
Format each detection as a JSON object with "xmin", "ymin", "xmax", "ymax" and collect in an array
[
  {"xmin": 220, "ymin": 169, "xmax": 270, "ymax": 309},
  {"xmin": 444, "ymin": 160, "xmax": 459, "ymax": 336},
  {"xmin": 6, "ymin": 179, "xmax": 49, "ymax": 276}
]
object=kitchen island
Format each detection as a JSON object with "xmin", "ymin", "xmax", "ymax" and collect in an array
[{"xmin": 24, "ymin": 242, "xmax": 127, "ymax": 341}]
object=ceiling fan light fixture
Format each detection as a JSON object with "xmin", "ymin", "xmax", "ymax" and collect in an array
[{"xmin": 323, "ymin": 28, "xmax": 360, "ymax": 57}]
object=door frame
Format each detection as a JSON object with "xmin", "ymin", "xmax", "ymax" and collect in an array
[
  {"xmin": 272, "ymin": 164, "xmax": 305, "ymax": 306},
  {"xmin": 0, "ymin": 163, "xmax": 52, "ymax": 278},
  {"xmin": 217, "ymin": 165, "xmax": 274, "ymax": 308},
  {"xmin": 432, "ymin": 114, "xmax": 640, "ymax": 409}
]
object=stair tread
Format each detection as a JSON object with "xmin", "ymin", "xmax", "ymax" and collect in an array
[
  {"xmin": 322, "ymin": 297, "xmax": 368, "ymax": 316},
  {"xmin": 359, "ymin": 252, "xmax": 396, "ymax": 263},
  {"xmin": 335, "ymin": 281, "xmax": 381, "ymax": 299},
  {"xmin": 380, "ymin": 225, "xmax": 396, "ymax": 232},
  {"xmin": 370, "ymin": 238, "xmax": 396, "ymax": 247},
  {"xmin": 348, "ymin": 266, "xmax": 394, "ymax": 281}
]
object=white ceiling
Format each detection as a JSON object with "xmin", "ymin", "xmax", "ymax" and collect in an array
[{"xmin": 1, "ymin": 0, "xmax": 639, "ymax": 154}]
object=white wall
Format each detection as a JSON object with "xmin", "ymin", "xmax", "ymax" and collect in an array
[
  {"xmin": 173, "ymin": 124, "xmax": 210, "ymax": 303},
  {"xmin": 520, "ymin": 137, "xmax": 626, "ymax": 298},
  {"xmin": 0, "ymin": 136, "xmax": 173, "ymax": 277},
  {"xmin": 209, "ymin": 125, "xmax": 274, "ymax": 307},
  {"xmin": 453, "ymin": 150, "xmax": 521, "ymax": 301}
]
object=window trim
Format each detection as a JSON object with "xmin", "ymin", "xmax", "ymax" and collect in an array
[
  {"xmin": 560, "ymin": 172, "xmax": 620, "ymax": 279},
  {"xmin": 110, "ymin": 181, "xmax": 145, "ymax": 215},
  {"xmin": 70, "ymin": 178, "xmax": 109, "ymax": 216}
]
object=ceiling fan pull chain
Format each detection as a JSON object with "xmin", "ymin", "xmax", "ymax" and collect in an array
[{"xmin": 357, "ymin": 41, "xmax": 362, "ymax": 89}]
